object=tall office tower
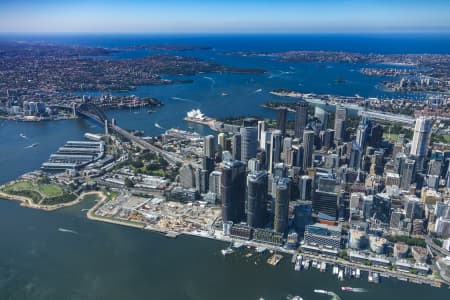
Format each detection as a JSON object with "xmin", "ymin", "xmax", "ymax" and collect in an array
[
  {"xmin": 368, "ymin": 124, "xmax": 384, "ymax": 148},
  {"xmin": 400, "ymin": 158, "xmax": 416, "ymax": 190},
  {"xmin": 240, "ymin": 127, "xmax": 258, "ymax": 163},
  {"xmin": 257, "ymin": 120, "xmax": 266, "ymax": 149},
  {"xmin": 269, "ymin": 130, "xmax": 282, "ymax": 173},
  {"xmin": 390, "ymin": 209, "xmax": 404, "ymax": 230},
  {"xmin": 209, "ymin": 170, "xmax": 222, "ymax": 196},
  {"xmin": 334, "ymin": 105, "xmax": 347, "ymax": 142},
  {"xmin": 204, "ymin": 135, "xmax": 215, "ymax": 159},
  {"xmin": 299, "ymin": 175, "xmax": 313, "ymax": 201},
  {"xmin": 356, "ymin": 116, "xmax": 370, "ymax": 149},
  {"xmin": 405, "ymin": 197, "xmax": 424, "ymax": 220},
  {"xmin": 202, "ymin": 156, "xmax": 215, "ymax": 174},
  {"xmin": 282, "ymin": 137, "xmax": 292, "ymax": 162},
  {"xmin": 221, "ymin": 159, "xmax": 247, "ymax": 223},
  {"xmin": 294, "ymin": 201, "xmax": 313, "ymax": 234},
  {"xmin": 273, "ymin": 163, "xmax": 288, "ymax": 178},
  {"xmin": 179, "ymin": 163, "xmax": 196, "ymax": 189},
  {"xmin": 410, "ymin": 116, "xmax": 432, "ymax": 157},
  {"xmin": 274, "ymin": 178, "xmax": 290, "ymax": 234},
  {"xmin": 218, "ymin": 133, "xmax": 226, "ymax": 150},
  {"xmin": 319, "ymin": 129, "xmax": 335, "ymax": 150},
  {"xmin": 277, "ymin": 107, "xmax": 288, "ymax": 136},
  {"xmin": 349, "ymin": 142, "xmax": 362, "ymax": 170},
  {"xmin": 313, "ymin": 190, "xmax": 339, "ymax": 220},
  {"xmin": 314, "ymin": 106, "xmax": 329, "ymax": 130},
  {"xmin": 302, "ymin": 130, "xmax": 315, "ymax": 170},
  {"xmin": 372, "ymin": 193, "xmax": 392, "ymax": 224},
  {"xmin": 232, "ymin": 133, "xmax": 241, "ymax": 161},
  {"xmin": 247, "ymin": 158, "xmax": 261, "ymax": 173},
  {"xmin": 195, "ymin": 168, "xmax": 209, "ymax": 194},
  {"xmin": 295, "ymin": 102, "xmax": 309, "ymax": 139},
  {"xmin": 428, "ymin": 159, "xmax": 443, "ymax": 176},
  {"xmin": 246, "ymin": 171, "xmax": 268, "ymax": 228},
  {"xmin": 224, "ymin": 138, "xmax": 232, "ymax": 152}
]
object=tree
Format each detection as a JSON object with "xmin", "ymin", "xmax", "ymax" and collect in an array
[{"xmin": 124, "ymin": 177, "xmax": 134, "ymax": 188}]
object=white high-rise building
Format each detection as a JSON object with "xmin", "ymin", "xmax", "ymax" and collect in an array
[{"xmin": 410, "ymin": 117, "xmax": 432, "ymax": 157}]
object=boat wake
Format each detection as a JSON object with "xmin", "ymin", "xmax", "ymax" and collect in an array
[
  {"xmin": 349, "ymin": 288, "xmax": 367, "ymax": 293},
  {"xmin": 58, "ymin": 228, "xmax": 79, "ymax": 235},
  {"xmin": 154, "ymin": 123, "xmax": 165, "ymax": 130},
  {"xmin": 25, "ymin": 143, "xmax": 39, "ymax": 149},
  {"xmin": 203, "ymin": 76, "xmax": 216, "ymax": 86},
  {"xmin": 20, "ymin": 133, "xmax": 27, "ymax": 139},
  {"xmin": 251, "ymin": 88, "xmax": 263, "ymax": 94},
  {"xmin": 171, "ymin": 96, "xmax": 200, "ymax": 105}
]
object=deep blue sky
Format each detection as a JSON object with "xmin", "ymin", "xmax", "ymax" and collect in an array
[{"xmin": 0, "ymin": 0, "xmax": 449, "ymax": 33}]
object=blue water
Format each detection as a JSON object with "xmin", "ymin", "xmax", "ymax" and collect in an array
[{"xmin": 1, "ymin": 34, "xmax": 449, "ymax": 299}]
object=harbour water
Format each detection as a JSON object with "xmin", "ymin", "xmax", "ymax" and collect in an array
[{"xmin": 1, "ymin": 34, "xmax": 450, "ymax": 299}]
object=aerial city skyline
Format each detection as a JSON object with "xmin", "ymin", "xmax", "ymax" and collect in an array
[{"xmin": 0, "ymin": 1, "xmax": 450, "ymax": 300}]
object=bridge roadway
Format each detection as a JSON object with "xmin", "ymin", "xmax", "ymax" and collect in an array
[
  {"xmin": 52, "ymin": 103, "xmax": 185, "ymax": 165},
  {"xmin": 111, "ymin": 124, "xmax": 184, "ymax": 165}
]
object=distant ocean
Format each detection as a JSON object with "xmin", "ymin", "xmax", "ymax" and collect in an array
[{"xmin": 1, "ymin": 33, "xmax": 450, "ymax": 54}]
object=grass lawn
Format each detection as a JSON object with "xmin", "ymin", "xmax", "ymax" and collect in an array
[
  {"xmin": 383, "ymin": 132, "xmax": 399, "ymax": 142},
  {"xmin": 38, "ymin": 184, "xmax": 64, "ymax": 197},
  {"xmin": 6, "ymin": 180, "xmax": 34, "ymax": 191}
]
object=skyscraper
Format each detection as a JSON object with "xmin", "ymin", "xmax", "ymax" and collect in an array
[
  {"xmin": 246, "ymin": 171, "xmax": 268, "ymax": 228},
  {"xmin": 240, "ymin": 127, "xmax": 258, "ymax": 163},
  {"xmin": 400, "ymin": 158, "xmax": 416, "ymax": 190},
  {"xmin": 257, "ymin": 120, "xmax": 266, "ymax": 149},
  {"xmin": 303, "ymin": 130, "xmax": 315, "ymax": 170},
  {"xmin": 410, "ymin": 117, "xmax": 432, "ymax": 157},
  {"xmin": 356, "ymin": 116, "xmax": 370, "ymax": 149},
  {"xmin": 269, "ymin": 130, "xmax": 282, "ymax": 173},
  {"xmin": 295, "ymin": 102, "xmax": 309, "ymax": 139},
  {"xmin": 221, "ymin": 159, "xmax": 247, "ymax": 223},
  {"xmin": 218, "ymin": 133, "xmax": 226, "ymax": 150},
  {"xmin": 274, "ymin": 178, "xmax": 290, "ymax": 234},
  {"xmin": 314, "ymin": 106, "xmax": 329, "ymax": 130},
  {"xmin": 334, "ymin": 105, "xmax": 347, "ymax": 142},
  {"xmin": 204, "ymin": 135, "xmax": 215, "ymax": 159},
  {"xmin": 232, "ymin": 133, "xmax": 241, "ymax": 161},
  {"xmin": 277, "ymin": 107, "xmax": 288, "ymax": 136},
  {"xmin": 299, "ymin": 175, "xmax": 313, "ymax": 201}
]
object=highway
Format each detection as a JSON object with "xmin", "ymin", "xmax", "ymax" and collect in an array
[{"xmin": 111, "ymin": 124, "xmax": 184, "ymax": 165}]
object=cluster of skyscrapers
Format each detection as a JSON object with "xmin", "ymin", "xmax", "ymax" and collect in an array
[{"xmin": 178, "ymin": 101, "xmax": 450, "ymax": 252}]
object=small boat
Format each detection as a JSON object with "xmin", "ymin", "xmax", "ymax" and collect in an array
[
  {"xmin": 304, "ymin": 260, "xmax": 310, "ymax": 270},
  {"xmin": 355, "ymin": 268, "xmax": 361, "ymax": 279},
  {"xmin": 19, "ymin": 133, "xmax": 27, "ymax": 139},
  {"xmin": 291, "ymin": 254, "xmax": 297, "ymax": 264},
  {"xmin": 341, "ymin": 287, "xmax": 353, "ymax": 292},
  {"xmin": 320, "ymin": 262, "xmax": 327, "ymax": 272},
  {"xmin": 256, "ymin": 246, "xmax": 267, "ymax": 253},
  {"xmin": 147, "ymin": 110, "xmax": 156, "ymax": 113},
  {"xmin": 338, "ymin": 270, "xmax": 344, "ymax": 281},
  {"xmin": 221, "ymin": 247, "xmax": 234, "ymax": 256},
  {"xmin": 332, "ymin": 265, "xmax": 339, "ymax": 275},
  {"xmin": 232, "ymin": 242, "xmax": 244, "ymax": 249}
]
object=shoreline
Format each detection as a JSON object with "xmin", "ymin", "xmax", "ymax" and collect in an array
[
  {"xmin": 1, "ymin": 188, "xmax": 447, "ymax": 288},
  {"xmin": 0, "ymin": 190, "xmax": 106, "ymax": 211}
]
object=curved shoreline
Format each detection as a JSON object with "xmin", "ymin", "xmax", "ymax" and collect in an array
[{"xmin": 0, "ymin": 190, "xmax": 106, "ymax": 211}]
